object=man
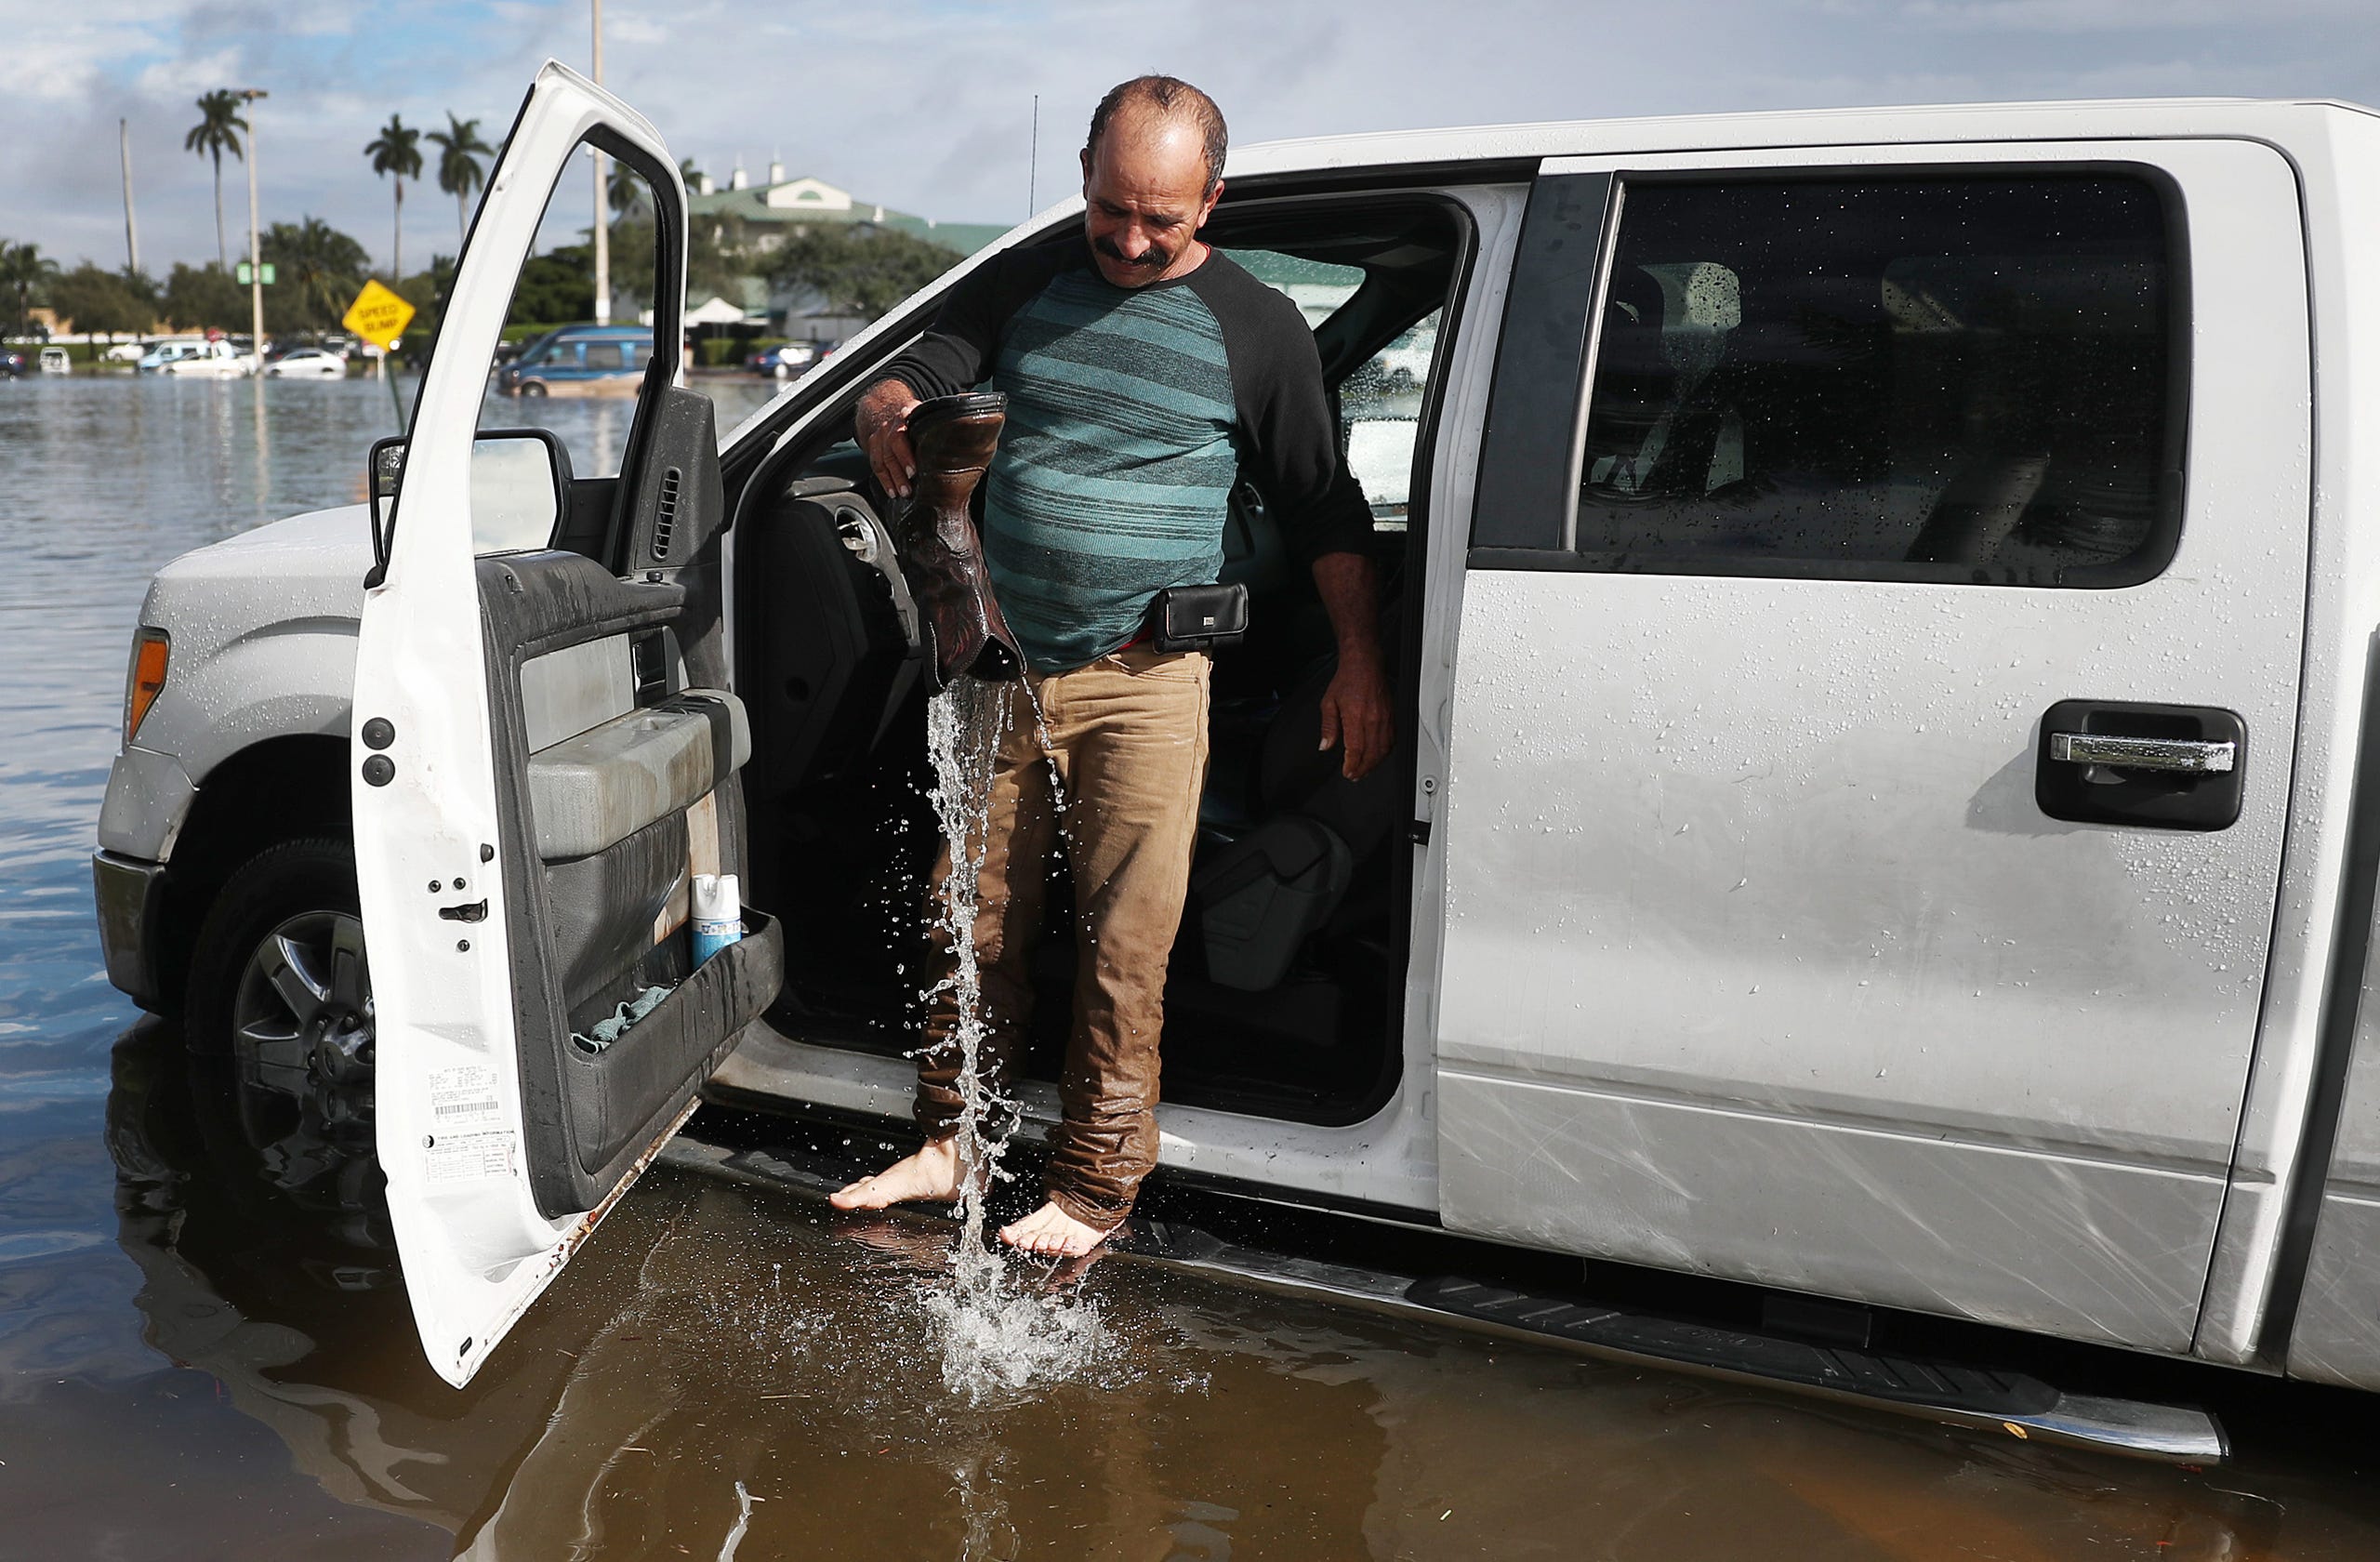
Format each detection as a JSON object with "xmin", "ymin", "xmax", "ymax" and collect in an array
[{"xmin": 829, "ymin": 75, "xmax": 1391, "ymax": 1256}]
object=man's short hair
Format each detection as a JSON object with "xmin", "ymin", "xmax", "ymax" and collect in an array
[{"xmin": 1085, "ymin": 75, "xmax": 1227, "ymax": 197}]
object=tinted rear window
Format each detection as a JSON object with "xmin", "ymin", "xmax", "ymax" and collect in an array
[{"xmin": 1571, "ymin": 175, "xmax": 2178, "ymax": 586}]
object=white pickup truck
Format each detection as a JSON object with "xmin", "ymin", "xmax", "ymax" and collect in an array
[{"xmin": 91, "ymin": 64, "xmax": 2380, "ymax": 1456}]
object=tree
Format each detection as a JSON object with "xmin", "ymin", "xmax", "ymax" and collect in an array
[
  {"xmin": 261, "ymin": 217, "xmax": 370, "ymax": 338},
  {"xmin": 0, "ymin": 241, "xmax": 59, "ymax": 338},
  {"xmin": 611, "ymin": 210, "xmax": 751, "ymax": 309},
  {"xmin": 506, "ymin": 242, "xmax": 592, "ymax": 326},
  {"xmin": 183, "ymin": 89, "xmax": 247, "ymax": 271},
  {"xmin": 390, "ymin": 254, "xmax": 456, "ymax": 366},
  {"xmin": 164, "ymin": 261, "xmax": 246, "ymax": 333},
  {"xmin": 608, "ymin": 157, "xmax": 644, "ymax": 218},
  {"xmin": 364, "ymin": 114, "xmax": 424, "ymax": 278},
  {"xmin": 49, "ymin": 262, "xmax": 155, "ymax": 341},
  {"xmin": 769, "ymin": 224, "xmax": 962, "ymax": 322},
  {"xmin": 425, "ymin": 113, "xmax": 493, "ymax": 244}
]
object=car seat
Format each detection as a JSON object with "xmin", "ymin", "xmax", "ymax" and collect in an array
[{"xmin": 1187, "ymin": 623, "xmax": 1408, "ymax": 992}]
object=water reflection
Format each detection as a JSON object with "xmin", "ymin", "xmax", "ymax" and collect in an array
[{"xmin": 93, "ymin": 1007, "xmax": 2380, "ymax": 1559}]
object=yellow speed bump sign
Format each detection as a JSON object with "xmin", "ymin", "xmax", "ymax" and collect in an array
[{"xmin": 342, "ymin": 279, "xmax": 416, "ymax": 351}]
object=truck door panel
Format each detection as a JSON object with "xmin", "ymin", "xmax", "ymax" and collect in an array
[
  {"xmin": 1437, "ymin": 140, "xmax": 2310, "ymax": 1351},
  {"xmin": 351, "ymin": 64, "xmax": 789, "ymax": 1386}
]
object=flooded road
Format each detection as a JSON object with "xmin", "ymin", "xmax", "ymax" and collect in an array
[{"xmin": 12, "ymin": 374, "xmax": 2380, "ymax": 1558}]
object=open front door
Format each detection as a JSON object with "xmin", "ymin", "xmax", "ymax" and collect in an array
[{"xmin": 354, "ymin": 61, "xmax": 781, "ymax": 1385}]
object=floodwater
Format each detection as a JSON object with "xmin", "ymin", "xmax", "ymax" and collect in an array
[{"xmin": 12, "ymin": 374, "xmax": 2380, "ymax": 1558}]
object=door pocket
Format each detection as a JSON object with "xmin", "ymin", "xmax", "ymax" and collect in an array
[{"xmin": 535, "ymin": 909, "xmax": 782, "ymax": 1211}]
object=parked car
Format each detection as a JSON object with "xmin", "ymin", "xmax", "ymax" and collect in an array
[
  {"xmin": 0, "ymin": 349, "xmax": 25, "ymax": 379},
  {"xmin": 495, "ymin": 323, "xmax": 653, "ymax": 396},
  {"xmin": 136, "ymin": 338, "xmax": 252, "ymax": 378},
  {"xmin": 103, "ymin": 340, "xmax": 150, "ymax": 364},
  {"xmin": 93, "ymin": 63, "xmax": 2380, "ymax": 1456},
  {"xmin": 265, "ymin": 347, "xmax": 350, "ymax": 380},
  {"xmin": 745, "ymin": 340, "xmax": 816, "ymax": 378},
  {"xmin": 37, "ymin": 346, "xmax": 72, "ymax": 375}
]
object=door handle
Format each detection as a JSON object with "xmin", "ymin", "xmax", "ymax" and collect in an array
[
  {"xmin": 2047, "ymin": 732, "xmax": 2236, "ymax": 774},
  {"xmin": 2035, "ymin": 700, "xmax": 2245, "ymax": 831}
]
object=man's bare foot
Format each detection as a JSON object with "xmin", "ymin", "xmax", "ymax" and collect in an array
[
  {"xmin": 998, "ymin": 1199, "xmax": 1117, "ymax": 1258},
  {"xmin": 830, "ymin": 1136, "xmax": 967, "ymax": 1211}
]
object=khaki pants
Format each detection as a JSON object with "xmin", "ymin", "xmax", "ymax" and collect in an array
[{"xmin": 915, "ymin": 645, "xmax": 1211, "ymax": 1226}]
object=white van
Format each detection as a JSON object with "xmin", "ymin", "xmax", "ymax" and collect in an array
[
  {"xmin": 92, "ymin": 65, "xmax": 2380, "ymax": 1457},
  {"xmin": 135, "ymin": 337, "xmax": 252, "ymax": 377}
]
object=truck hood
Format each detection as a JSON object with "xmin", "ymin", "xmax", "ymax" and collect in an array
[{"xmin": 143, "ymin": 504, "xmax": 374, "ymax": 633}]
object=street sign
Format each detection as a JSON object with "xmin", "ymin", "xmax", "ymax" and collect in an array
[
  {"xmin": 343, "ymin": 280, "xmax": 416, "ymax": 353},
  {"xmin": 233, "ymin": 261, "xmax": 276, "ymax": 286}
]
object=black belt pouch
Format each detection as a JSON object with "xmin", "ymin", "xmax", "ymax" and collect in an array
[{"xmin": 1146, "ymin": 582, "xmax": 1250, "ymax": 654}]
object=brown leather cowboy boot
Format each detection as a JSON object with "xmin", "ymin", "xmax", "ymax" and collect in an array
[{"xmin": 900, "ymin": 392, "xmax": 1024, "ymax": 690}]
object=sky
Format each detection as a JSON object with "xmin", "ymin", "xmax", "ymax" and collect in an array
[{"xmin": 4, "ymin": 0, "xmax": 2378, "ymax": 277}]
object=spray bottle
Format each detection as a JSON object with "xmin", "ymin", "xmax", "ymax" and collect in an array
[{"xmin": 691, "ymin": 872, "xmax": 746, "ymax": 965}]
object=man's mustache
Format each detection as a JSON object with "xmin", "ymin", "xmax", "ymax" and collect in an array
[{"xmin": 1094, "ymin": 237, "xmax": 1165, "ymax": 269}]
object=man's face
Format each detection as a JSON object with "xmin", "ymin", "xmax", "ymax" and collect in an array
[{"xmin": 1079, "ymin": 113, "xmax": 1223, "ymax": 288}]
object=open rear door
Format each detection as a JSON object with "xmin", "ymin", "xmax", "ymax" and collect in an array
[{"xmin": 353, "ymin": 61, "xmax": 780, "ymax": 1386}]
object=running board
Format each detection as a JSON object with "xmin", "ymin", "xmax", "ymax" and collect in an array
[{"xmin": 662, "ymin": 1135, "xmax": 2228, "ymax": 1465}]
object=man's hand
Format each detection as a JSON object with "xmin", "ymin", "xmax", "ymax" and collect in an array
[
  {"xmin": 1317, "ymin": 650, "xmax": 1394, "ymax": 781},
  {"xmin": 856, "ymin": 378, "xmax": 921, "ymax": 499},
  {"xmin": 1310, "ymin": 550, "xmax": 1394, "ymax": 780}
]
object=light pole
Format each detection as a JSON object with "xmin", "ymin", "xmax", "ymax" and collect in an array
[
  {"xmin": 589, "ymin": 0, "xmax": 609, "ymax": 324},
  {"xmin": 238, "ymin": 88, "xmax": 269, "ymax": 371},
  {"xmin": 120, "ymin": 118, "xmax": 140, "ymax": 275}
]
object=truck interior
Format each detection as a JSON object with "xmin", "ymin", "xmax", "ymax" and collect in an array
[{"xmin": 733, "ymin": 193, "xmax": 1473, "ymax": 1130}]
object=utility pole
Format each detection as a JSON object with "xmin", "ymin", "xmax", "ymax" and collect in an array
[
  {"xmin": 589, "ymin": 0, "xmax": 610, "ymax": 324},
  {"xmin": 240, "ymin": 89, "xmax": 269, "ymax": 370},
  {"xmin": 1028, "ymin": 95, "xmax": 1038, "ymax": 216},
  {"xmin": 119, "ymin": 119, "xmax": 140, "ymax": 274}
]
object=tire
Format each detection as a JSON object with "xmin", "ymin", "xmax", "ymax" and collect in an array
[
  {"xmin": 185, "ymin": 837, "xmax": 377, "ymax": 1153},
  {"xmin": 520, "ymin": 380, "xmax": 549, "ymax": 398}
]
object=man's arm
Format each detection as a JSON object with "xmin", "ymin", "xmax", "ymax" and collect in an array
[
  {"xmin": 1312, "ymin": 550, "xmax": 1393, "ymax": 781},
  {"xmin": 1197, "ymin": 261, "xmax": 1395, "ymax": 780},
  {"xmin": 859, "ymin": 249, "xmax": 1027, "ymax": 499}
]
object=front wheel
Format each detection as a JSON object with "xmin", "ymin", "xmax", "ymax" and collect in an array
[
  {"xmin": 519, "ymin": 380, "xmax": 549, "ymax": 398},
  {"xmin": 186, "ymin": 838, "xmax": 377, "ymax": 1154}
]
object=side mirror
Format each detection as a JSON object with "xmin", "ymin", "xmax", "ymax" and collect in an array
[{"xmin": 364, "ymin": 429, "xmax": 576, "ymax": 587}]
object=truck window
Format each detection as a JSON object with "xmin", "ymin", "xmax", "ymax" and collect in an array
[
  {"xmin": 1569, "ymin": 174, "xmax": 2178, "ymax": 586},
  {"xmin": 472, "ymin": 157, "xmax": 667, "ymax": 550},
  {"xmin": 1234, "ymin": 247, "xmax": 1446, "ymax": 528}
]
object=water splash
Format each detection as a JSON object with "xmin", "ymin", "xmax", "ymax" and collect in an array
[{"xmin": 915, "ymin": 677, "xmax": 1111, "ymax": 1403}]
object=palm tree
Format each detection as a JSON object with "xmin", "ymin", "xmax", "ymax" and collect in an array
[
  {"xmin": 0, "ymin": 242, "xmax": 59, "ymax": 339},
  {"xmin": 263, "ymin": 216, "xmax": 370, "ymax": 337},
  {"xmin": 364, "ymin": 114, "xmax": 424, "ymax": 279},
  {"xmin": 607, "ymin": 157, "xmax": 643, "ymax": 217},
  {"xmin": 425, "ymin": 113, "xmax": 493, "ymax": 244},
  {"xmin": 183, "ymin": 90, "xmax": 248, "ymax": 271}
]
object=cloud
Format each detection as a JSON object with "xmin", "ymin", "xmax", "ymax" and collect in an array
[
  {"xmin": 1898, "ymin": 0, "xmax": 2370, "ymax": 30},
  {"xmin": 134, "ymin": 47, "xmax": 246, "ymax": 102}
]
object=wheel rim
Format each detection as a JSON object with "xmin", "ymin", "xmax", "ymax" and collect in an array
[{"xmin": 231, "ymin": 910, "xmax": 376, "ymax": 1139}]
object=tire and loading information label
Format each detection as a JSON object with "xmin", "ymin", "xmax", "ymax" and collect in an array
[{"xmin": 426, "ymin": 1066, "xmax": 514, "ymax": 1183}]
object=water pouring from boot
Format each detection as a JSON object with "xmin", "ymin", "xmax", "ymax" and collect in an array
[{"xmin": 828, "ymin": 392, "xmax": 1113, "ymax": 1394}]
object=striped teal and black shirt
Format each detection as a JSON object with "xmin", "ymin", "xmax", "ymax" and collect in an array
[{"xmin": 882, "ymin": 244, "xmax": 1373, "ymax": 670}]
